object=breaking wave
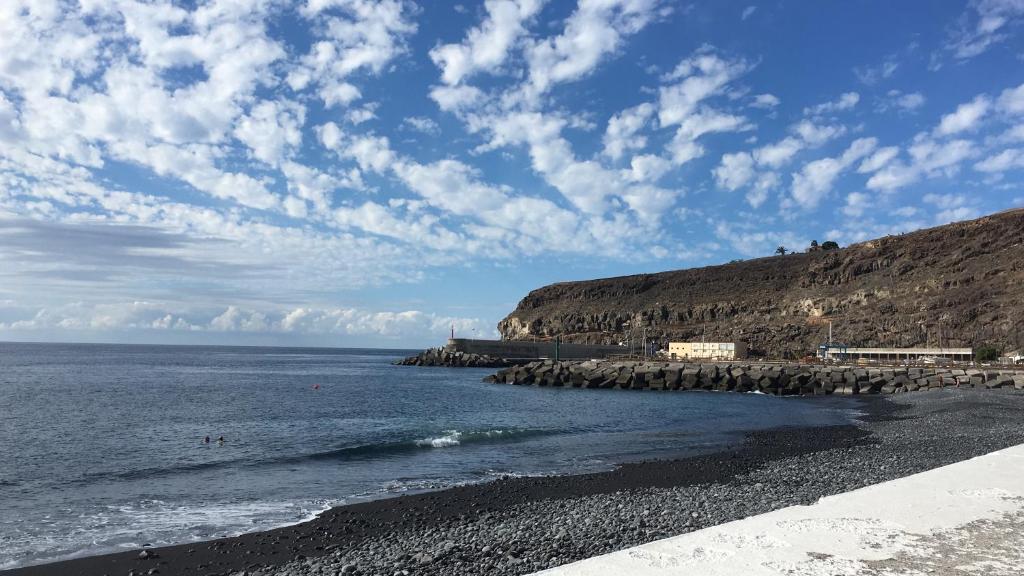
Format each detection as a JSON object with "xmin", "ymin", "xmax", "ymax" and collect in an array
[{"xmin": 304, "ymin": 428, "xmax": 556, "ymax": 461}]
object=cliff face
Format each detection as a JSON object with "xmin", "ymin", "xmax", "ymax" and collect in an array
[{"xmin": 498, "ymin": 209, "xmax": 1024, "ymax": 358}]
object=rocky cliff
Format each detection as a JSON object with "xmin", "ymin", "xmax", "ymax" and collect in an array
[{"xmin": 498, "ymin": 209, "xmax": 1024, "ymax": 358}]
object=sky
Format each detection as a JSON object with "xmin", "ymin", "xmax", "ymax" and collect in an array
[{"xmin": 1, "ymin": 0, "xmax": 1023, "ymax": 348}]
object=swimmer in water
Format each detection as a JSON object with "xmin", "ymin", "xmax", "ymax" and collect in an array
[
  {"xmin": 217, "ymin": 436, "xmax": 225, "ymax": 445},
  {"xmin": 203, "ymin": 436, "xmax": 210, "ymax": 444}
]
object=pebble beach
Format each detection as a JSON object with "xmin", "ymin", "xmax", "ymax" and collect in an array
[{"xmin": 9, "ymin": 388, "xmax": 1024, "ymax": 576}]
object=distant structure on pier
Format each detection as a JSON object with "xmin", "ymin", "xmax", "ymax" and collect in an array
[{"xmin": 817, "ymin": 346, "xmax": 973, "ymax": 363}]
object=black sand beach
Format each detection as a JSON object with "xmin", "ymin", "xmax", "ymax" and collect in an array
[{"xmin": 8, "ymin": 390, "xmax": 1024, "ymax": 576}]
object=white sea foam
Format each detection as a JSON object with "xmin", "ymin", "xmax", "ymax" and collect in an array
[
  {"xmin": 415, "ymin": 430, "xmax": 463, "ymax": 447},
  {"xmin": 412, "ymin": 428, "xmax": 525, "ymax": 448},
  {"xmin": 0, "ymin": 498, "xmax": 337, "ymax": 570}
]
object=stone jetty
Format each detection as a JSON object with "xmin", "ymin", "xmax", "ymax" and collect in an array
[
  {"xmin": 395, "ymin": 347, "xmax": 513, "ymax": 368},
  {"xmin": 484, "ymin": 359, "xmax": 1024, "ymax": 395}
]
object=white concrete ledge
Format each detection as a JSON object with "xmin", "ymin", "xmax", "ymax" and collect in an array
[{"xmin": 534, "ymin": 444, "xmax": 1024, "ymax": 576}]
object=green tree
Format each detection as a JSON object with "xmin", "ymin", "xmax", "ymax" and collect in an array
[
  {"xmin": 775, "ymin": 246, "xmax": 787, "ymax": 255},
  {"xmin": 976, "ymin": 345, "xmax": 1002, "ymax": 363},
  {"xmin": 821, "ymin": 240, "xmax": 840, "ymax": 250},
  {"xmin": 809, "ymin": 240, "xmax": 819, "ymax": 248}
]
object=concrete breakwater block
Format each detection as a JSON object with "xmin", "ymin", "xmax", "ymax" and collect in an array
[{"xmin": 484, "ymin": 360, "xmax": 1024, "ymax": 396}]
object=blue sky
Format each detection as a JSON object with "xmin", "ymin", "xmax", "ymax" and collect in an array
[{"xmin": 1, "ymin": 0, "xmax": 1023, "ymax": 348}]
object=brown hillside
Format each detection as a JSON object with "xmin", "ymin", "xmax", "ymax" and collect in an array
[{"xmin": 497, "ymin": 209, "xmax": 1024, "ymax": 358}]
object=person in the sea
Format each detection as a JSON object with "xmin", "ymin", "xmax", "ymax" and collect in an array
[
  {"xmin": 203, "ymin": 436, "xmax": 210, "ymax": 444},
  {"xmin": 217, "ymin": 436, "xmax": 225, "ymax": 445}
]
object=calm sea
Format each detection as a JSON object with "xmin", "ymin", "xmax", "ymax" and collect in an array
[{"xmin": 0, "ymin": 342, "xmax": 858, "ymax": 569}]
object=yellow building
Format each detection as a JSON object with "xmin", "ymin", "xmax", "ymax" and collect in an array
[{"xmin": 668, "ymin": 341, "xmax": 748, "ymax": 360}]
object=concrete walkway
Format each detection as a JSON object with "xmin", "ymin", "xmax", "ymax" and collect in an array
[{"xmin": 534, "ymin": 444, "xmax": 1024, "ymax": 576}]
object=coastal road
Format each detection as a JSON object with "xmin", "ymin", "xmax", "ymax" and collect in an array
[{"xmin": 533, "ymin": 443, "xmax": 1024, "ymax": 575}]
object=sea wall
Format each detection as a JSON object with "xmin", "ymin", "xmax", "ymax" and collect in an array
[
  {"xmin": 445, "ymin": 338, "xmax": 627, "ymax": 360},
  {"xmin": 484, "ymin": 360, "xmax": 1024, "ymax": 395}
]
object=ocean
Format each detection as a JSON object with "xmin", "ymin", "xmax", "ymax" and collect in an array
[{"xmin": 0, "ymin": 342, "xmax": 859, "ymax": 569}]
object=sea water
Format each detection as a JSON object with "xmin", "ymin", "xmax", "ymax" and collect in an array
[{"xmin": 0, "ymin": 342, "xmax": 858, "ymax": 569}]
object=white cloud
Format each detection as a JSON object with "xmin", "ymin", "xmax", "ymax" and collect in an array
[
  {"xmin": 657, "ymin": 48, "xmax": 752, "ymax": 165},
  {"xmin": 825, "ymin": 216, "xmax": 928, "ymax": 245},
  {"xmin": 997, "ymin": 123, "xmax": 1024, "ymax": 143},
  {"xmin": 936, "ymin": 95, "xmax": 991, "ymax": 135},
  {"xmin": 842, "ymin": 191, "xmax": 871, "ymax": 217},
  {"xmin": 867, "ymin": 137, "xmax": 978, "ymax": 191},
  {"xmin": 923, "ymin": 192, "xmax": 980, "ymax": 223},
  {"xmin": 975, "ymin": 148, "xmax": 1024, "ymax": 172},
  {"xmin": 857, "ymin": 146, "xmax": 900, "ymax": 173},
  {"xmin": 624, "ymin": 153, "xmax": 672, "ymax": 183},
  {"xmin": 997, "ymin": 82, "xmax": 1024, "ymax": 115},
  {"xmin": 430, "ymin": 0, "xmax": 544, "ymax": 85},
  {"xmin": 754, "ymin": 137, "xmax": 803, "ymax": 168},
  {"xmin": 750, "ymin": 93, "xmax": 780, "ymax": 109},
  {"xmin": 293, "ymin": 0, "xmax": 417, "ymax": 108},
  {"xmin": 667, "ymin": 108, "xmax": 751, "ymax": 164},
  {"xmin": 741, "ymin": 6, "xmax": 757, "ymax": 20},
  {"xmin": 278, "ymin": 307, "xmax": 490, "ymax": 339},
  {"xmin": 710, "ymin": 117, "xmax": 849, "ymax": 202},
  {"xmin": 429, "ymin": 84, "xmax": 484, "ymax": 112},
  {"xmin": 471, "ymin": 109, "xmax": 679, "ymax": 225},
  {"xmin": 658, "ymin": 49, "xmax": 750, "ymax": 126},
  {"xmin": 402, "ymin": 116, "xmax": 441, "ymax": 135},
  {"xmin": 346, "ymin": 103, "xmax": 379, "ymax": 125},
  {"xmin": 804, "ymin": 92, "xmax": 860, "ymax": 116},
  {"xmin": 792, "ymin": 119, "xmax": 847, "ymax": 146},
  {"xmin": 746, "ymin": 173, "xmax": 778, "ymax": 208},
  {"xmin": 210, "ymin": 305, "xmax": 270, "ymax": 332},
  {"xmin": 0, "ymin": 301, "xmax": 490, "ymax": 342},
  {"xmin": 945, "ymin": 0, "xmax": 1024, "ymax": 61},
  {"xmin": 392, "ymin": 159, "xmax": 508, "ymax": 216},
  {"xmin": 854, "ymin": 58, "xmax": 900, "ymax": 85},
  {"xmin": 233, "ymin": 100, "xmax": 305, "ymax": 166},
  {"xmin": 713, "ymin": 152, "xmax": 756, "ymax": 191},
  {"xmin": 713, "ymin": 220, "xmax": 807, "ymax": 257},
  {"xmin": 523, "ymin": 0, "xmax": 663, "ymax": 99},
  {"xmin": 790, "ymin": 137, "xmax": 877, "ymax": 209},
  {"xmin": 602, "ymin": 102, "xmax": 655, "ymax": 160},
  {"xmin": 883, "ymin": 90, "xmax": 926, "ymax": 113}
]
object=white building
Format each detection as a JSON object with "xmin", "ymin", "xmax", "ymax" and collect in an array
[
  {"xmin": 998, "ymin": 351, "xmax": 1023, "ymax": 365},
  {"xmin": 668, "ymin": 341, "xmax": 748, "ymax": 360}
]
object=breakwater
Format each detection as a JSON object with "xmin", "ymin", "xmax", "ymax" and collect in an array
[
  {"xmin": 484, "ymin": 360, "xmax": 1024, "ymax": 394},
  {"xmin": 445, "ymin": 338, "xmax": 626, "ymax": 359},
  {"xmin": 395, "ymin": 348, "xmax": 513, "ymax": 368}
]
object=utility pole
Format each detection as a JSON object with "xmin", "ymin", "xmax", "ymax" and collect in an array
[{"xmin": 642, "ymin": 327, "xmax": 647, "ymax": 358}]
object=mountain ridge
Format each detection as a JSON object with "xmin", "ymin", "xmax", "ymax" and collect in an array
[{"xmin": 498, "ymin": 209, "xmax": 1024, "ymax": 358}]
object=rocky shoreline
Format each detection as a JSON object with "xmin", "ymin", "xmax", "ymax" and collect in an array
[
  {"xmin": 10, "ymin": 389, "xmax": 1024, "ymax": 576},
  {"xmin": 485, "ymin": 359, "xmax": 1024, "ymax": 395},
  {"xmin": 394, "ymin": 348, "xmax": 513, "ymax": 368}
]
